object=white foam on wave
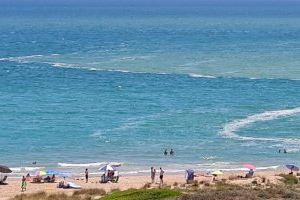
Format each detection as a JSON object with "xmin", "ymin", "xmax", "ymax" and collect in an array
[
  {"xmin": 58, "ymin": 162, "xmax": 107, "ymax": 167},
  {"xmin": 220, "ymin": 107, "xmax": 300, "ymax": 145},
  {"xmin": 1, "ymin": 54, "xmax": 300, "ymax": 82},
  {"xmin": 0, "ymin": 54, "xmax": 44, "ymax": 63},
  {"xmin": 219, "ymin": 165, "xmax": 280, "ymax": 172},
  {"xmin": 201, "ymin": 156, "xmax": 217, "ymax": 160},
  {"xmin": 188, "ymin": 73, "xmax": 216, "ymax": 79},
  {"xmin": 44, "ymin": 62, "xmax": 73, "ymax": 68},
  {"xmin": 10, "ymin": 167, "xmax": 44, "ymax": 172}
]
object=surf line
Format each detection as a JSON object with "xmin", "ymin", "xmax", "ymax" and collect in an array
[{"xmin": 220, "ymin": 107, "xmax": 300, "ymax": 144}]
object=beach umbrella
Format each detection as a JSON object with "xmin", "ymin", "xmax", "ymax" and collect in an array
[
  {"xmin": 0, "ymin": 165, "xmax": 12, "ymax": 173},
  {"xmin": 46, "ymin": 170, "xmax": 61, "ymax": 175},
  {"xmin": 243, "ymin": 163, "xmax": 256, "ymax": 170},
  {"xmin": 212, "ymin": 170, "xmax": 223, "ymax": 176},
  {"xmin": 35, "ymin": 170, "xmax": 47, "ymax": 176},
  {"xmin": 186, "ymin": 169, "xmax": 194, "ymax": 174},
  {"xmin": 286, "ymin": 164, "xmax": 299, "ymax": 172},
  {"xmin": 46, "ymin": 170, "xmax": 72, "ymax": 178},
  {"xmin": 99, "ymin": 164, "xmax": 115, "ymax": 171}
]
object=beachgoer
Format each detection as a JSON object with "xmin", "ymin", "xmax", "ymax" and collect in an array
[
  {"xmin": 26, "ymin": 173, "xmax": 31, "ymax": 182},
  {"xmin": 170, "ymin": 149, "xmax": 174, "ymax": 155},
  {"xmin": 32, "ymin": 161, "xmax": 37, "ymax": 165},
  {"xmin": 51, "ymin": 174, "xmax": 56, "ymax": 182},
  {"xmin": 21, "ymin": 176, "xmax": 27, "ymax": 192},
  {"xmin": 159, "ymin": 167, "xmax": 164, "ymax": 186},
  {"xmin": 164, "ymin": 149, "xmax": 168, "ymax": 155},
  {"xmin": 278, "ymin": 149, "xmax": 281, "ymax": 153},
  {"xmin": 114, "ymin": 170, "xmax": 119, "ymax": 182},
  {"xmin": 247, "ymin": 169, "xmax": 254, "ymax": 178},
  {"xmin": 212, "ymin": 174, "xmax": 217, "ymax": 182},
  {"xmin": 284, "ymin": 149, "xmax": 287, "ymax": 154},
  {"xmin": 150, "ymin": 167, "xmax": 156, "ymax": 183},
  {"xmin": 44, "ymin": 176, "xmax": 51, "ymax": 183},
  {"xmin": 85, "ymin": 168, "xmax": 89, "ymax": 183}
]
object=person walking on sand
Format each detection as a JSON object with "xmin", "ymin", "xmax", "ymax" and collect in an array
[
  {"xmin": 85, "ymin": 168, "xmax": 89, "ymax": 183},
  {"xmin": 21, "ymin": 176, "xmax": 27, "ymax": 192},
  {"xmin": 150, "ymin": 167, "xmax": 156, "ymax": 183},
  {"xmin": 159, "ymin": 167, "xmax": 164, "ymax": 186}
]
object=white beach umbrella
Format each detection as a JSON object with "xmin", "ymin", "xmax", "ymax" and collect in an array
[{"xmin": 99, "ymin": 164, "xmax": 115, "ymax": 171}]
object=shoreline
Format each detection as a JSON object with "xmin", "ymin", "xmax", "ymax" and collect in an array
[
  {"xmin": 0, "ymin": 168, "xmax": 290, "ymax": 200},
  {"xmin": 6, "ymin": 162, "xmax": 284, "ymax": 178}
]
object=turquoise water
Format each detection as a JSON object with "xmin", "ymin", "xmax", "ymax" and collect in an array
[{"xmin": 0, "ymin": 5, "xmax": 300, "ymax": 175}]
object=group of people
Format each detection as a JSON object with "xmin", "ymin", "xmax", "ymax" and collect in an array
[
  {"xmin": 150, "ymin": 167, "xmax": 164, "ymax": 186},
  {"xmin": 44, "ymin": 175, "xmax": 56, "ymax": 183},
  {"xmin": 164, "ymin": 149, "xmax": 175, "ymax": 156},
  {"xmin": 21, "ymin": 173, "xmax": 57, "ymax": 192},
  {"xmin": 278, "ymin": 149, "xmax": 287, "ymax": 154}
]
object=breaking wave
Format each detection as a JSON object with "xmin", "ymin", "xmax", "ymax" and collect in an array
[
  {"xmin": 220, "ymin": 107, "xmax": 300, "ymax": 145},
  {"xmin": 58, "ymin": 162, "xmax": 107, "ymax": 167},
  {"xmin": 10, "ymin": 167, "xmax": 44, "ymax": 172},
  {"xmin": 1, "ymin": 54, "xmax": 300, "ymax": 82},
  {"xmin": 188, "ymin": 73, "xmax": 216, "ymax": 79}
]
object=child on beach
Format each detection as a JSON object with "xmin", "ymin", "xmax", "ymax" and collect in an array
[
  {"xmin": 150, "ymin": 167, "xmax": 156, "ymax": 183},
  {"xmin": 21, "ymin": 176, "xmax": 27, "ymax": 192}
]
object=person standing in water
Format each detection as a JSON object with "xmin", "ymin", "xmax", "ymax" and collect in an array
[
  {"xmin": 85, "ymin": 168, "xmax": 89, "ymax": 183},
  {"xmin": 164, "ymin": 149, "xmax": 168, "ymax": 155},
  {"xmin": 159, "ymin": 167, "xmax": 164, "ymax": 186},
  {"xmin": 170, "ymin": 149, "xmax": 174, "ymax": 155},
  {"xmin": 21, "ymin": 176, "xmax": 27, "ymax": 192},
  {"xmin": 150, "ymin": 167, "xmax": 156, "ymax": 183}
]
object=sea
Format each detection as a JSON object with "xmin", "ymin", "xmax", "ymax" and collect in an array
[{"xmin": 0, "ymin": 3, "xmax": 300, "ymax": 177}]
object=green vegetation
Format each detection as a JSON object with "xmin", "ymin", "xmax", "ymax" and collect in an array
[
  {"xmin": 11, "ymin": 192, "xmax": 77, "ymax": 200},
  {"xmin": 279, "ymin": 174, "xmax": 299, "ymax": 185},
  {"xmin": 73, "ymin": 188, "xmax": 107, "ymax": 196},
  {"xmin": 10, "ymin": 175, "xmax": 300, "ymax": 200},
  {"xmin": 100, "ymin": 188, "xmax": 181, "ymax": 200},
  {"xmin": 179, "ymin": 183, "xmax": 300, "ymax": 200},
  {"xmin": 11, "ymin": 189, "xmax": 106, "ymax": 200}
]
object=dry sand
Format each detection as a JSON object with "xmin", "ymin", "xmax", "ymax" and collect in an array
[{"xmin": 0, "ymin": 170, "xmax": 286, "ymax": 200}]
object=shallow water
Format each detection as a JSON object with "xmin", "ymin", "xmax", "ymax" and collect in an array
[{"xmin": 0, "ymin": 5, "xmax": 300, "ymax": 175}]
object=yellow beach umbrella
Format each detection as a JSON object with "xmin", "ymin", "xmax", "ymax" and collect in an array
[
  {"xmin": 35, "ymin": 170, "xmax": 47, "ymax": 176},
  {"xmin": 212, "ymin": 170, "xmax": 223, "ymax": 176}
]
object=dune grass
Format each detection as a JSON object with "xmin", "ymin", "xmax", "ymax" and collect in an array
[
  {"xmin": 10, "ymin": 176, "xmax": 300, "ymax": 200},
  {"xmin": 100, "ymin": 188, "xmax": 181, "ymax": 200},
  {"xmin": 178, "ymin": 183, "xmax": 300, "ymax": 200},
  {"xmin": 279, "ymin": 174, "xmax": 299, "ymax": 185},
  {"xmin": 73, "ymin": 188, "xmax": 106, "ymax": 196},
  {"xmin": 11, "ymin": 189, "xmax": 106, "ymax": 200}
]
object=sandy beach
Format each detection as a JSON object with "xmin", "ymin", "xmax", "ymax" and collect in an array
[{"xmin": 0, "ymin": 169, "xmax": 288, "ymax": 200}]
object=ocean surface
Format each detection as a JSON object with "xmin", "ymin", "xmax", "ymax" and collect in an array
[{"xmin": 0, "ymin": 5, "xmax": 300, "ymax": 176}]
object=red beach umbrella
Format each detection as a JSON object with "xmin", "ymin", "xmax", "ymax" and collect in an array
[{"xmin": 243, "ymin": 163, "xmax": 256, "ymax": 170}]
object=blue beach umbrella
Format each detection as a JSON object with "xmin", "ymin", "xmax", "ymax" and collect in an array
[
  {"xmin": 46, "ymin": 169, "xmax": 72, "ymax": 178},
  {"xmin": 286, "ymin": 164, "xmax": 299, "ymax": 172},
  {"xmin": 47, "ymin": 170, "xmax": 61, "ymax": 175},
  {"xmin": 186, "ymin": 169, "xmax": 195, "ymax": 181}
]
